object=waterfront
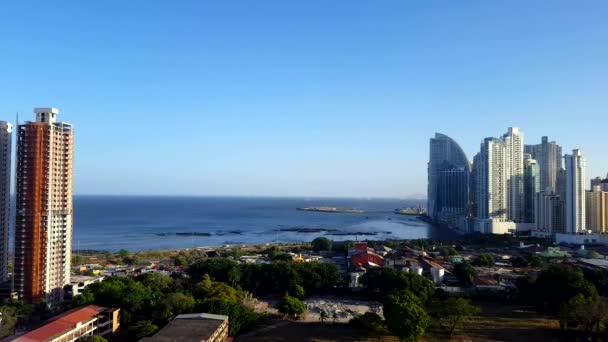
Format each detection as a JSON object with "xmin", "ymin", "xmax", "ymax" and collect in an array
[{"xmin": 72, "ymin": 196, "xmax": 456, "ymax": 252}]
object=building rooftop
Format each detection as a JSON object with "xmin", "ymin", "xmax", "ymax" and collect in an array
[
  {"xmin": 14, "ymin": 305, "xmax": 105, "ymax": 342},
  {"xmin": 140, "ymin": 313, "xmax": 228, "ymax": 342}
]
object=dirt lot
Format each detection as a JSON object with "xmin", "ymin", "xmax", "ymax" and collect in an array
[
  {"xmin": 235, "ymin": 321, "xmax": 399, "ymax": 342},
  {"xmin": 427, "ymin": 301, "xmax": 578, "ymax": 342},
  {"xmin": 240, "ymin": 300, "xmax": 578, "ymax": 342}
]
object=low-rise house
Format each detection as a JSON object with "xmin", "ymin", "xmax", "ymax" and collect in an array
[
  {"xmin": 64, "ymin": 275, "xmax": 105, "ymax": 301},
  {"xmin": 13, "ymin": 305, "xmax": 120, "ymax": 342},
  {"xmin": 140, "ymin": 313, "xmax": 228, "ymax": 342}
]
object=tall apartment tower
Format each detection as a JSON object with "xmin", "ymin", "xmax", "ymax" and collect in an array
[
  {"xmin": 0, "ymin": 122, "xmax": 11, "ymax": 283},
  {"xmin": 535, "ymin": 189, "xmax": 564, "ymax": 233},
  {"xmin": 14, "ymin": 108, "xmax": 74, "ymax": 305},
  {"xmin": 586, "ymin": 185, "xmax": 608, "ymax": 233},
  {"xmin": 476, "ymin": 137, "xmax": 508, "ymax": 221},
  {"xmin": 502, "ymin": 127, "xmax": 524, "ymax": 222},
  {"xmin": 523, "ymin": 154, "xmax": 540, "ymax": 223},
  {"xmin": 564, "ymin": 149, "xmax": 586, "ymax": 233},
  {"xmin": 524, "ymin": 136, "xmax": 563, "ymax": 192}
]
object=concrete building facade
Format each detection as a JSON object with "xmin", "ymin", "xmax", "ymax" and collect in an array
[
  {"xmin": 524, "ymin": 136, "xmax": 563, "ymax": 192},
  {"xmin": 0, "ymin": 121, "xmax": 11, "ymax": 284},
  {"xmin": 502, "ymin": 127, "xmax": 524, "ymax": 222},
  {"xmin": 14, "ymin": 108, "xmax": 74, "ymax": 305},
  {"xmin": 523, "ymin": 154, "xmax": 540, "ymax": 223},
  {"xmin": 535, "ymin": 188, "xmax": 565, "ymax": 233},
  {"xmin": 586, "ymin": 185, "xmax": 608, "ymax": 233},
  {"xmin": 565, "ymin": 149, "xmax": 586, "ymax": 233}
]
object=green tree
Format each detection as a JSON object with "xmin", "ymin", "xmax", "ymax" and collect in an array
[
  {"xmin": 319, "ymin": 310, "xmax": 328, "ymax": 324},
  {"xmin": 128, "ymin": 320, "xmax": 158, "ymax": 340},
  {"xmin": 311, "ymin": 237, "xmax": 333, "ymax": 252},
  {"xmin": 533, "ymin": 264, "xmax": 598, "ymax": 313},
  {"xmin": 349, "ymin": 312, "xmax": 384, "ymax": 335},
  {"xmin": 440, "ymin": 247, "xmax": 457, "ymax": 258},
  {"xmin": 510, "ymin": 256, "xmax": 529, "ymax": 267},
  {"xmin": 118, "ymin": 249, "xmax": 130, "ymax": 258},
  {"xmin": 453, "ymin": 263, "xmax": 476, "ymax": 286},
  {"xmin": 194, "ymin": 274, "xmax": 242, "ymax": 303},
  {"xmin": 173, "ymin": 254, "xmax": 188, "ymax": 266},
  {"xmin": 472, "ymin": 254, "xmax": 495, "ymax": 267},
  {"xmin": 188, "ymin": 259, "xmax": 238, "ymax": 283},
  {"xmin": 158, "ymin": 292, "xmax": 195, "ymax": 320},
  {"xmin": 289, "ymin": 284, "xmax": 306, "ymax": 299},
  {"xmin": 429, "ymin": 298, "xmax": 481, "ymax": 338},
  {"xmin": 275, "ymin": 294, "xmax": 306, "ymax": 319},
  {"xmin": 559, "ymin": 294, "xmax": 608, "ymax": 337},
  {"xmin": 527, "ymin": 254, "xmax": 544, "ymax": 267},
  {"xmin": 360, "ymin": 267, "xmax": 435, "ymax": 302},
  {"xmin": 196, "ymin": 298, "xmax": 260, "ymax": 335},
  {"xmin": 138, "ymin": 272, "xmax": 173, "ymax": 294},
  {"xmin": 586, "ymin": 250, "xmax": 601, "ymax": 259},
  {"xmin": 383, "ymin": 290, "xmax": 430, "ymax": 342}
]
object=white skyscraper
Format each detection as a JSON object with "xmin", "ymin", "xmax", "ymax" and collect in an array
[
  {"xmin": 0, "ymin": 121, "xmax": 11, "ymax": 283},
  {"xmin": 565, "ymin": 149, "xmax": 586, "ymax": 233},
  {"xmin": 476, "ymin": 137, "xmax": 508, "ymax": 221},
  {"xmin": 476, "ymin": 128, "xmax": 524, "ymax": 222},
  {"xmin": 502, "ymin": 127, "xmax": 524, "ymax": 222}
]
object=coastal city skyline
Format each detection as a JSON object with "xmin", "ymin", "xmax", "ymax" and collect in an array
[{"xmin": 1, "ymin": 2, "xmax": 608, "ymax": 197}]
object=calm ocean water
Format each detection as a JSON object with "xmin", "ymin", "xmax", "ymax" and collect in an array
[{"xmin": 72, "ymin": 196, "xmax": 455, "ymax": 252}]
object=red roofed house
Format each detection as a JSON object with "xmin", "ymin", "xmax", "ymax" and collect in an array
[
  {"xmin": 13, "ymin": 305, "xmax": 120, "ymax": 342},
  {"xmin": 349, "ymin": 242, "xmax": 385, "ymax": 268}
]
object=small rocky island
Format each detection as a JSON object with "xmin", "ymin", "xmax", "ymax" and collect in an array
[{"xmin": 296, "ymin": 207, "xmax": 364, "ymax": 213}]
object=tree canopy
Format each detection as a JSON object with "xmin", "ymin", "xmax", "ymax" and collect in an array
[
  {"xmin": 275, "ymin": 294, "xmax": 306, "ymax": 319},
  {"xmin": 383, "ymin": 290, "xmax": 430, "ymax": 342},
  {"xmin": 311, "ymin": 237, "xmax": 333, "ymax": 252}
]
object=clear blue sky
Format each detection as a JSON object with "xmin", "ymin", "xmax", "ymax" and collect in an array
[{"xmin": 0, "ymin": 1, "xmax": 606, "ymax": 197}]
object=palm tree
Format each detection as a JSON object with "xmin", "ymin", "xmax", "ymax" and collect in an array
[
  {"xmin": 331, "ymin": 310, "xmax": 338, "ymax": 324},
  {"xmin": 319, "ymin": 311, "xmax": 328, "ymax": 324}
]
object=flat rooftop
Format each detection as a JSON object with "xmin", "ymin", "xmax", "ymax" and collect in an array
[{"xmin": 140, "ymin": 313, "xmax": 228, "ymax": 342}]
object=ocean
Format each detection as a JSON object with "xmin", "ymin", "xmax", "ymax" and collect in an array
[{"xmin": 72, "ymin": 196, "xmax": 455, "ymax": 252}]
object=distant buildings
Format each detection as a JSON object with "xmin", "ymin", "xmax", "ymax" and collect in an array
[
  {"xmin": 535, "ymin": 189, "xmax": 564, "ymax": 233},
  {"xmin": 525, "ymin": 136, "xmax": 563, "ymax": 192},
  {"xmin": 428, "ymin": 128, "xmax": 598, "ymax": 237},
  {"xmin": 427, "ymin": 133, "xmax": 471, "ymax": 226},
  {"xmin": 0, "ymin": 121, "xmax": 11, "ymax": 284},
  {"xmin": 586, "ymin": 185, "xmax": 608, "ymax": 233},
  {"xmin": 14, "ymin": 108, "xmax": 74, "ymax": 305},
  {"xmin": 523, "ymin": 154, "xmax": 540, "ymax": 223},
  {"xmin": 565, "ymin": 149, "xmax": 586, "ymax": 233},
  {"xmin": 13, "ymin": 305, "xmax": 120, "ymax": 342}
]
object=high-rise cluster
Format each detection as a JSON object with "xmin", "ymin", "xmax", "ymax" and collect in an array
[
  {"xmin": 0, "ymin": 108, "xmax": 74, "ymax": 305},
  {"xmin": 428, "ymin": 128, "xmax": 605, "ymax": 235}
]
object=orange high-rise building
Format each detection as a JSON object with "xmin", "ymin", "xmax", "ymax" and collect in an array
[{"xmin": 14, "ymin": 108, "xmax": 73, "ymax": 305}]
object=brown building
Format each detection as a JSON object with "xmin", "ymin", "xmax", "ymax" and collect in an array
[
  {"xmin": 14, "ymin": 108, "xmax": 74, "ymax": 305},
  {"xmin": 13, "ymin": 305, "xmax": 119, "ymax": 342},
  {"xmin": 140, "ymin": 313, "xmax": 229, "ymax": 342}
]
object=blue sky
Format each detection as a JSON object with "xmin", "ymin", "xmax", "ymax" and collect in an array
[{"xmin": 0, "ymin": 1, "xmax": 606, "ymax": 197}]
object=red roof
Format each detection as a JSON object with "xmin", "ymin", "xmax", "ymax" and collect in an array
[{"xmin": 14, "ymin": 305, "xmax": 105, "ymax": 342}]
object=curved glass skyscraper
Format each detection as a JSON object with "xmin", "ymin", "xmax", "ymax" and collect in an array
[{"xmin": 427, "ymin": 133, "xmax": 471, "ymax": 225}]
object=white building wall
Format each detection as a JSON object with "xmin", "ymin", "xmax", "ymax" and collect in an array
[{"xmin": 565, "ymin": 150, "xmax": 586, "ymax": 233}]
